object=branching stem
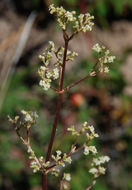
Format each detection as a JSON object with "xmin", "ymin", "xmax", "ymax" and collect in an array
[{"xmin": 42, "ymin": 31, "xmax": 69, "ymax": 190}]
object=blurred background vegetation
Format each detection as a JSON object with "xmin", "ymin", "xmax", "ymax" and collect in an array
[{"xmin": 0, "ymin": 0, "xmax": 132, "ymax": 190}]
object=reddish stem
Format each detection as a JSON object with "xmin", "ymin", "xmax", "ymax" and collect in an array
[
  {"xmin": 50, "ymin": 86, "xmax": 60, "ymax": 93},
  {"xmin": 86, "ymin": 178, "xmax": 97, "ymax": 190},
  {"xmin": 63, "ymin": 62, "xmax": 98, "ymax": 93},
  {"xmin": 42, "ymin": 173, "xmax": 48, "ymax": 190},
  {"xmin": 45, "ymin": 93, "xmax": 63, "ymax": 162},
  {"xmin": 42, "ymin": 31, "xmax": 69, "ymax": 190}
]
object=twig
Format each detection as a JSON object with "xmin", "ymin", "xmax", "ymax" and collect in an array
[
  {"xmin": 16, "ymin": 128, "xmax": 42, "ymax": 169},
  {"xmin": 62, "ymin": 62, "xmax": 98, "ymax": 93},
  {"xmin": 86, "ymin": 178, "xmax": 97, "ymax": 190}
]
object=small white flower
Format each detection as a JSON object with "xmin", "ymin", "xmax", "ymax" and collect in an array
[
  {"xmin": 49, "ymin": 41, "xmax": 55, "ymax": 51},
  {"xmin": 94, "ymin": 133, "xmax": 99, "ymax": 138},
  {"xmin": 88, "ymin": 125, "xmax": 95, "ymax": 133},
  {"xmin": 65, "ymin": 156, "xmax": 72, "ymax": 164},
  {"xmin": 32, "ymin": 111, "xmax": 38, "ymax": 119},
  {"xmin": 86, "ymin": 132, "xmax": 93, "ymax": 140},
  {"xmin": 71, "ymin": 146, "xmax": 76, "ymax": 153},
  {"xmin": 84, "ymin": 145, "xmax": 89, "ymax": 155},
  {"xmin": 83, "ymin": 121, "xmax": 88, "ymax": 127},
  {"xmin": 39, "ymin": 79, "xmax": 51, "ymax": 91},
  {"xmin": 89, "ymin": 168, "xmax": 98, "ymax": 175},
  {"xmin": 43, "ymin": 161, "xmax": 50, "ymax": 168},
  {"xmin": 46, "ymin": 70, "xmax": 52, "ymax": 79},
  {"xmin": 21, "ymin": 110, "xmax": 26, "ymax": 115},
  {"xmin": 104, "ymin": 66, "xmax": 109, "ymax": 73},
  {"xmin": 92, "ymin": 158, "xmax": 101, "ymax": 166},
  {"xmin": 53, "ymin": 68, "xmax": 59, "ymax": 80},
  {"xmin": 40, "ymin": 66, "xmax": 46, "ymax": 71},
  {"xmin": 92, "ymin": 43, "xmax": 101, "ymax": 53},
  {"xmin": 25, "ymin": 114, "xmax": 32, "ymax": 122},
  {"xmin": 27, "ymin": 147, "xmax": 32, "ymax": 153},
  {"xmin": 51, "ymin": 168, "xmax": 60, "ymax": 177},
  {"xmin": 39, "ymin": 156, "xmax": 44, "ymax": 162},
  {"xmin": 107, "ymin": 56, "xmax": 116, "ymax": 63},
  {"xmin": 39, "ymin": 55, "xmax": 45, "ymax": 62},
  {"xmin": 63, "ymin": 173, "xmax": 71, "ymax": 181},
  {"xmin": 102, "ymin": 156, "xmax": 110, "ymax": 162},
  {"xmin": 56, "ymin": 150, "xmax": 62, "ymax": 156},
  {"xmin": 92, "ymin": 156, "xmax": 110, "ymax": 166},
  {"xmin": 89, "ymin": 146, "xmax": 97, "ymax": 154},
  {"xmin": 98, "ymin": 166, "xmax": 106, "ymax": 174},
  {"xmin": 49, "ymin": 4, "xmax": 56, "ymax": 14},
  {"xmin": 21, "ymin": 110, "xmax": 33, "ymax": 122},
  {"xmin": 72, "ymin": 52, "xmax": 78, "ymax": 57},
  {"xmin": 65, "ymin": 11, "xmax": 76, "ymax": 22},
  {"xmin": 30, "ymin": 161, "xmax": 37, "ymax": 166}
]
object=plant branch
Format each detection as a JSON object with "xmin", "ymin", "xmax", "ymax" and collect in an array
[
  {"xmin": 45, "ymin": 31, "xmax": 69, "ymax": 162},
  {"xmin": 63, "ymin": 62, "xmax": 98, "ymax": 93},
  {"xmin": 86, "ymin": 178, "xmax": 97, "ymax": 190},
  {"xmin": 50, "ymin": 86, "xmax": 60, "ymax": 93},
  {"xmin": 16, "ymin": 128, "xmax": 42, "ymax": 169},
  {"xmin": 45, "ymin": 93, "xmax": 63, "ymax": 162},
  {"xmin": 69, "ymin": 31, "xmax": 78, "ymax": 41},
  {"xmin": 46, "ymin": 136, "xmax": 91, "ymax": 173}
]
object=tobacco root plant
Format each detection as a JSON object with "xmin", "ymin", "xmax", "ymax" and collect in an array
[{"xmin": 8, "ymin": 4, "xmax": 115, "ymax": 190}]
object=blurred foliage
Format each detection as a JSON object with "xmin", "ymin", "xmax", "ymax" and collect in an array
[{"xmin": 2, "ymin": 67, "xmax": 41, "ymax": 117}]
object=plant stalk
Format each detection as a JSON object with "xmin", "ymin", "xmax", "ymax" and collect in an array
[{"xmin": 42, "ymin": 31, "xmax": 69, "ymax": 190}]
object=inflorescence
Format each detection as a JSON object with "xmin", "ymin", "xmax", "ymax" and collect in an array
[
  {"xmin": 8, "ymin": 113, "xmax": 110, "ymax": 183},
  {"xmin": 92, "ymin": 43, "xmax": 116, "ymax": 73},
  {"xmin": 49, "ymin": 4, "xmax": 94, "ymax": 32}
]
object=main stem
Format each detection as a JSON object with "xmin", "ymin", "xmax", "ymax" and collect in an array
[{"xmin": 42, "ymin": 31, "xmax": 69, "ymax": 190}]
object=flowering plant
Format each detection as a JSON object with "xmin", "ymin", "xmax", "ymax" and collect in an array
[{"xmin": 8, "ymin": 4, "xmax": 115, "ymax": 190}]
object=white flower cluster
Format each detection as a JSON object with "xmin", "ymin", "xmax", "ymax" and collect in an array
[
  {"xmin": 66, "ymin": 50, "xmax": 78, "ymax": 61},
  {"xmin": 21, "ymin": 110, "xmax": 38, "ymax": 128},
  {"xmin": 27, "ymin": 147, "xmax": 42, "ymax": 173},
  {"xmin": 49, "ymin": 4, "xmax": 76, "ymax": 30},
  {"xmin": 38, "ymin": 41, "xmax": 60, "ymax": 90},
  {"xmin": 73, "ymin": 13, "xmax": 94, "ymax": 33},
  {"xmin": 39, "ymin": 41, "xmax": 55, "ymax": 66},
  {"xmin": 8, "ymin": 110, "xmax": 38, "ymax": 129},
  {"xmin": 82, "ymin": 122, "xmax": 99, "ymax": 140},
  {"xmin": 92, "ymin": 43, "xmax": 116, "ymax": 73},
  {"xmin": 84, "ymin": 145, "xmax": 97, "ymax": 155},
  {"xmin": 30, "ymin": 160, "xmax": 41, "ymax": 173},
  {"xmin": 54, "ymin": 47, "xmax": 64, "ymax": 66},
  {"xmin": 28, "ymin": 148, "xmax": 51, "ymax": 173},
  {"xmin": 92, "ymin": 43, "xmax": 102, "ymax": 53},
  {"xmin": 67, "ymin": 121, "xmax": 110, "ymax": 179},
  {"xmin": 67, "ymin": 122, "xmax": 99, "ymax": 156},
  {"xmin": 8, "ymin": 115, "xmax": 19, "ymax": 124},
  {"xmin": 49, "ymin": 4, "xmax": 94, "ymax": 32},
  {"xmin": 55, "ymin": 47, "xmax": 78, "ymax": 66},
  {"xmin": 67, "ymin": 122, "xmax": 99, "ymax": 140},
  {"xmin": 51, "ymin": 168, "xmax": 60, "ymax": 177},
  {"xmin": 38, "ymin": 40, "xmax": 78, "ymax": 90},
  {"xmin": 89, "ymin": 155, "xmax": 110, "ymax": 178},
  {"xmin": 92, "ymin": 156, "xmax": 110, "ymax": 166},
  {"xmin": 51, "ymin": 150, "xmax": 72, "ymax": 168},
  {"xmin": 67, "ymin": 125, "xmax": 80, "ymax": 136}
]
